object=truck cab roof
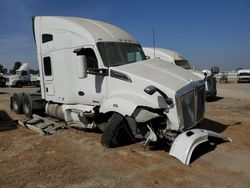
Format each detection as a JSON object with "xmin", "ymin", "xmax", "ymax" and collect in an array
[{"xmin": 33, "ymin": 16, "xmax": 139, "ymax": 49}]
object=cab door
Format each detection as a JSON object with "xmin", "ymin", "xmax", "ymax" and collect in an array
[{"xmin": 73, "ymin": 46, "xmax": 105, "ymax": 105}]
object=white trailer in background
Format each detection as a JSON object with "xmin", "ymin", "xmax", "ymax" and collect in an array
[
  {"xmin": 143, "ymin": 48, "xmax": 219, "ymax": 98},
  {"xmin": 6, "ymin": 63, "xmax": 40, "ymax": 87},
  {"xmin": 10, "ymin": 16, "xmax": 230, "ymax": 165}
]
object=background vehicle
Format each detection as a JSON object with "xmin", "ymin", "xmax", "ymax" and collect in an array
[
  {"xmin": 10, "ymin": 16, "xmax": 230, "ymax": 165},
  {"xmin": 237, "ymin": 69, "xmax": 250, "ymax": 83},
  {"xmin": 6, "ymin": 63, "xmax": 40, "ymax": 87},
  {"xmin": 143, "ymin": 48, "xmax": 220, "ymax": 98}
]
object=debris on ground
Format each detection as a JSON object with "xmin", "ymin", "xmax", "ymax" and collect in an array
[{"xmin": 17, "ymin": 114, "xmax": 66, "ymax": 135}]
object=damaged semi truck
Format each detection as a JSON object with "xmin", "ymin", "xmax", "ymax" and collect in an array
[{"xmin": 10, "ymin": 16, "xmax": 230, "ymax": 165}]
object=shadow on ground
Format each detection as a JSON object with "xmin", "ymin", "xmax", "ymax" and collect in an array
[
  {"xmin": 206, "ymin": 96, "xmax": 224, "ymax": 102},
  {"xmin": 199, "ymin": 118, "xmax": 228, "ymax": 133},
  {"xmin": 190, "ymin": 137, "xmax": 227, "ymax": 165},
  {"xmin": 0, "ymin": 110, "xmax": 17, "ymax": 131}
]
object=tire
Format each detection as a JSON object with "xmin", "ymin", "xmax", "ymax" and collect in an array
[
  {"xmin": 12, "ymin": 93, "xmax": 23, "ymax": 114},
  {"xmin": 101, "ymin": 113, "xmax": 135, "ymax": 148},
  {"xmin": 35, "ymin": 81, "xmax": 40, "ymax": 87},
  {"xmin": 22, "ymin": 94, "xmax": 33, "ymax": 118},
  {"xmin": 16, "ymin": 81, "xmax": 23, "ymax": 88}
]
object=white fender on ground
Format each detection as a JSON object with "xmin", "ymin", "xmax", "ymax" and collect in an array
[{"xmin": 169, "ymin": 129, "xmax": 232, "ymax": 165}]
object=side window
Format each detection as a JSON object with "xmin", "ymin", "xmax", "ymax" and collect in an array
[
  {"xmin": 77, "ymin": 48, "xmax": 98, "ymax": 69},
  {"xmin": 42, "ymin": 34, "xmax": 53, "ymax": 43},
  {"xmin": 21, "ymin": 71, "xmax": 28, "ymax": 76},
  {"xmin": 43, "ymin": 57, "xmax": 52, "ymax": 76}
]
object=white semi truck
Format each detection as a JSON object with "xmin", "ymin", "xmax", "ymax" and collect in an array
[
  {"xmin": 143, "ymin": 48, "xmax": 219, "ymax": 98},
  {"xmin": 10, "ymin": 16, "xmax": 230, "ymax": 165},
  {"xmin": 6, "ymin": 63, "xmax": 40, "ymax": 87}
]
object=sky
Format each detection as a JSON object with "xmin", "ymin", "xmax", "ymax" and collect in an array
[{"xmin": 0, "ymin": 0, "xmax": 249, "ymax": 71}]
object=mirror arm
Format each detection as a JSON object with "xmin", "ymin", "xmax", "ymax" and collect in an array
[{"xmin": 87, "ymin": 68, "xmax": 108, "ymax": 76}]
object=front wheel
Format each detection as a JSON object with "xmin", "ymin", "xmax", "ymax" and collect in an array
[
  {"xmin": 101, "ymin": 113, "xmax": 135, "ymax": 148},
  {"xmin": 16, "ymin": 81, "xmax": 23, "ymax": 88}
]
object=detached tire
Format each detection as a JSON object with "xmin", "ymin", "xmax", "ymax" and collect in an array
[
  {"xmin": 12, "ymin": 93, "xmax": 23, "ymax": 114},
  {"xmin": 101, "ymin": 113, "xmax": 135, "ymax": 148},
  {"xmin": 22, "ymin": 94, "xmax": 33, "ymax": 118}
]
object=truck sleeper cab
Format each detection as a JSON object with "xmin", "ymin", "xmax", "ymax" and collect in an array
[{"xmin": 11, "ymin": 16, "xmax": 231, "ymax": 165}]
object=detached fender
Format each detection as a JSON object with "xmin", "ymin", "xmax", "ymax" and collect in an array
[{"xmin": 169, "ymin": 129, "xmax": 232, "ymax": 165}]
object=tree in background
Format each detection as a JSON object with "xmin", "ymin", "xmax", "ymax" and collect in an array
[
  {"xmin": 0, "ymin": 64, "xmax": 3, "ymax": 72},
  {"xmin": 9, "ymin": 62, "xmax": 22, "ymax": 75},
  {"xmin": 0, "ymin": 64, "xmax": 7, "ymax": 74}
]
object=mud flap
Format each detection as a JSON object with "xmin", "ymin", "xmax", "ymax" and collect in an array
[{"xmin": 169, "ymin": 129, "xmax": 232, "ymax": 165}]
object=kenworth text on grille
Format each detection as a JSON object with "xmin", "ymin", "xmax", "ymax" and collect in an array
[{"xmin": 10, "ymin": 16, "xmax": 231, "ymax": 165}]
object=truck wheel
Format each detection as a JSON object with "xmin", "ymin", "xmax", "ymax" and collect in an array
[
  {"xmin": 16, "ymin": 81, "xmax": 23, "ymax": 88},
  {"xmin": 22, "ymin": 94, "xmax": 33, "ymax": 118},
  {"xmin": 35, "ymin": 81, "xmax": 40, "ymax": 87},
  {"xmin": 12, "ymin": 93, "xmax": 23, "ymax": 114},
  {"xmin": 101, "ymin": 113, "xmax": 135, "ymax": 148}
]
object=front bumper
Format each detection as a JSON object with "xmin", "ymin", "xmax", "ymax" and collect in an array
[{"xmin": 238, "ymin": 78, "xmax": 250, "ymax": 83}]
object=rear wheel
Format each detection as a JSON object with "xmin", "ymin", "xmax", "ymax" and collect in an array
[
  {"xmin": 12, "ymin": 93, "xmax": 23, "ymax": 114},
  {"xmin": 101, "ymin": 113, "xmax": 135, "ymax": 148},
  {"xmin": 16, "ymin": 81, "xmax": 23, "ymax": 88},
  {"xmin": 22, "ymin": 94, "xmax": 33, "ymax": 118},
  {"xmin": 35, "ymin": 81, "xmax": 40, "ymax": 87}
]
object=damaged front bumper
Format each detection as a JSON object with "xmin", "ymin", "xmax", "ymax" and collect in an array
[{"xmin": 169, "ymin": 129, "xmax": 232, "ymax": 165}]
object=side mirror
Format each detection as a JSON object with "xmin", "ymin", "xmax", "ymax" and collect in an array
[
  {"xmin": 144, "ymin": 85, "xmax": 173, "ymax": 106},
  {"xmin": 211, "ymin": 66, "xmax": 220, "ymax": 74},
  {"xmin": 202, "ymin": 69, "xmax": 212, "ymax": 77},
  {"xmin": 76, "ymin": 55, "xmax": 87, "ymax": 78},
  {"xmin": 144, "ymin": 85, "xmax": 157, "ymax": 95}
]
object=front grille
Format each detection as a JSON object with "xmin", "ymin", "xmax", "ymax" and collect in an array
[{"xmin": 176, "ymin": 84, "xmax": 205, "ymax": 130}]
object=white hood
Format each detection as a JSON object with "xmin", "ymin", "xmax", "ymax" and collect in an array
[{"xmin": 114, "ymin": 59, "xmax": 202, "ymax": 92}]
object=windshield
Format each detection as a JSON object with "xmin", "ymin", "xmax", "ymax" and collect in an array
[
  {"xmin": 238, "ymin": 72, "xmax": 250, "ymax": 76},
  {"xmin": 175, "ymin": 60, "xmax": 191, "ymax": 70},
  {"xmin": 16, "ymin": 71, "xmax": 21, "ymax": 76},
  {"xmin": 97, "ymin": 42, "xmax": 146, "ymax": 67}
]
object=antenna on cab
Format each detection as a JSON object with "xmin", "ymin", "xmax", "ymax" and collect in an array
[{"xmin": 153, "ymin": 28, "xmax": 156, "ymax": 58}]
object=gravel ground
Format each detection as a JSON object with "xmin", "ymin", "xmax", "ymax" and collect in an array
[{"xmin": 0, "ymin": 84, "xmax": 250, "ymax": 188}]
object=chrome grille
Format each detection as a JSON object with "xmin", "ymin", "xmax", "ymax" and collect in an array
[{"xmin": 176, "ymin": 85, "xmax": 205, "ymax": 130}]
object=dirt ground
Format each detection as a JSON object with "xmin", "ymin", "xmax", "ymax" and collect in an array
[{"xmin": 0, "ymin": 84, "xmax": 250, "ymax": 188}]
